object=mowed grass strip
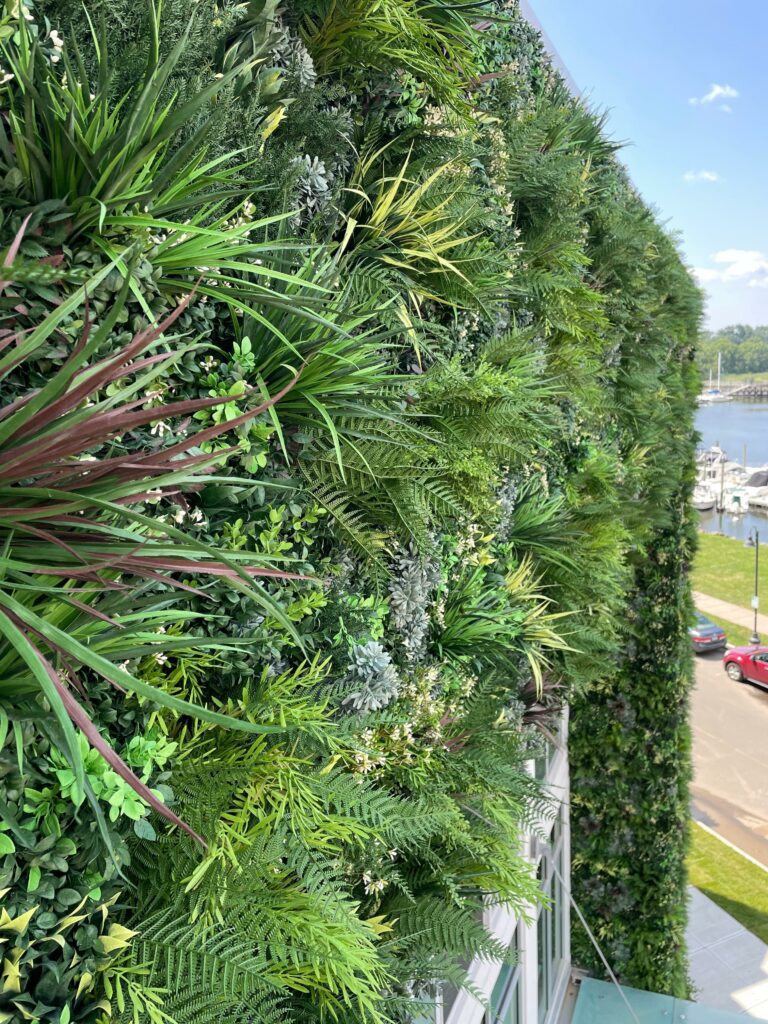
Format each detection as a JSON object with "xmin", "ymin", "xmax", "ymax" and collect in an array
[
  {"xmin": 696, "ymin": 611, "xmax": 754, "ymax": 649},
  {"xmin": 694, "ymin": 531, "xmax": 764, "ymax": 610},
  {"xmin": 687, "ymin": 822, "xmax": 768, "ymax": 943},
  {"xmin": 720, "ymin": 371, "xmax": 768, "ymax": 384}
]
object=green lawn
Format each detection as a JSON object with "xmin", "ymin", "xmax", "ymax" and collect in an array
[
  {"xmin": 720, "ymin": 371, "xmax": 768, "ymax": 384},
  {"xmin": 693, "ymin": 532, "xmax": 761, "ymax": 610},
  {"xmin": 687, "ymin": 822, "xmax": 768, "ymax": 943},
  {"xmin": 697, "ymin": 611, "xmax": 753, "ymax": 649}
]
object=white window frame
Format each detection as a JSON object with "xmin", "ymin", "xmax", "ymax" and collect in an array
[{"xmin": 443, "ymin": 708, "xmax": 571, "ymax": 1024}]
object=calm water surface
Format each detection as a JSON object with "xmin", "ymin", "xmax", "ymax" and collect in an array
[
  {"xmin": 695, "ymin": 398, "xmax": 768, "ymax": 542},
  {"xmin": 696, "ymin": 397, "xmax": 768, "ymax": 465}
]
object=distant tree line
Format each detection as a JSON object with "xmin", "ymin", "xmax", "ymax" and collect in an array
[{"xmin": 698, "ymin": 325, "xmax": 768, "ymax": 375}]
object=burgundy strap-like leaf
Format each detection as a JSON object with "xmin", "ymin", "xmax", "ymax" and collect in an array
[
  {"xmin": 1, "ymin": 292, "xmax": 197, "ymax": 448},
  {"xmin": 36, "ymin": 446, "xmax": 231, "ymax": 489},
  {"xmin": 18, "ymin": 560, "xmax": 208, "ymax": 596},
  {"xmin": 0, "ymin": 216, "xmax": 33, "ymax": 293},
  {"xmin": 57, "ymin": 594, "xmax": 124, "ymax": 629},
  {"xmin": 0, "ymin": 391, "xmax": 251, "ymax": 479},
  {"xmin": 11, "ymin": 522, "xmax": 90, "ymax": 564},
  {"xmin": 2, "ymin": 216, "xmax": 33, "ymax": 268},
  {"xmin": 57, "ymin": 652, "xmax": 89, "ymax": 699},
  {"xmin": 0, "ymin": 369, "xmax": 302, "ymax": 483},
  {"xmin": 109, "ymin": 555, "xmax": 308, "ymax": 580},
  {"xmin": 100, "ymin": 566, "xmax": 208, "ymax": 597}
]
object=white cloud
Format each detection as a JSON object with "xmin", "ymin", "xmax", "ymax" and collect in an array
[
  {"xmin": 719, "ymin": 104, "xmax": 732, "ymax": 113},
  {"xmin": 689, "ymin": 83, "xmax": 739, "ymax": 106},
  {"xmin": 683, "ymin": 170, "xmax": 720, "ymax": 183},
  {"xmin": 694, "ymin": 250, "xmax": 768, "ymax": 289},
  {"xmin": 694, "ymin": 267, "xmax": 722, "ymax": 283}
]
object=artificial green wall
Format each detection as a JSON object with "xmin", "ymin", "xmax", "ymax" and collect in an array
[{"xmin": 0, "ymin": 1, "xmax": 701, "ymax": 1019}]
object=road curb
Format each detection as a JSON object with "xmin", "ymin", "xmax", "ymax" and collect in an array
[{"xmin": 694, "ymin": 819, "xmax": 768, "ymax": 874}]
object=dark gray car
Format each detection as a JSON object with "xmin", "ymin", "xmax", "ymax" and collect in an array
[{"xmin": 689, "ymin": 611, "xmax": 727, "ymax": 653}]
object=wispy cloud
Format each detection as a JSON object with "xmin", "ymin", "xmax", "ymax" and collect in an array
[
  {"xmin": 689, "ymin": 83, "xmax": 739, "ymax": 108},
  {"xmin": 694, "ymin": 250, "xmax": 768, "ymax": 289},
  {"xmin": 683, "ymin": 170, "xmax": 720, "ymax": 183}
]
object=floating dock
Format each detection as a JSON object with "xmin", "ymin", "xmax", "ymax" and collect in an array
[{"xmin": 720, "ymin": 382, "xmax": 768, "ymax": 399}]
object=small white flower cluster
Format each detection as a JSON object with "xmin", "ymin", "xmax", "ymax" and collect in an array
[
  {"xmin": 145, "ymin": 386, "xmax": 167, "ymax": 402},
  {"xmin": 388, "ymin": 723, "xmax": 414, "ymax": 743},
  {"xmin": 454, "ymin": 522, "xmax": 479, "ymax": 556},
  {"xmin": 225, "ymin": 199, "xmax": 257, "ymax": 235},
  {"xmin": 361, "ymin": 873, "xmax": 388, "ymax": 896},
  {"xmin": 48, "ymin": 28, "xmax": 64, "ymax": 63},
  {"xmin": 484, "ymin": 121, "xmax": 523, "ymax": 233},
  {"xmin": 173, "ymin": 506, "xmax": 205, "ymax": 525},
  {"xmin": 460, "ymin": 673, "xmax": 478, "ymax": 698},
  {"xmin": 353, "ymin": 750, "xmax": 386, "ymax": 775},
  {"xmin": 486, "ymin": 124, "xmax": 508, "ymax": 183},
  {"xmin": 455, "ymin": 309, "xmax": 481, "ymax": 344},
  {"xmin": 399, "ymin": 665, "xmax": 440, "ymax": 720},
  {"xmin": 422, "ymin": 105, "xmax": 443, "ymax": 127}
]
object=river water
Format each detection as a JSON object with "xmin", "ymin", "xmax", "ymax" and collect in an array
[{"xmin": 695, "ymin": 398, "xmax": 768, "ymax": 541}]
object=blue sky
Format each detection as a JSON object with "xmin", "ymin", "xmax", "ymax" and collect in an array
[{"xmin": 527, "ymin": 0, "xmax": 768, "ymax": 330}]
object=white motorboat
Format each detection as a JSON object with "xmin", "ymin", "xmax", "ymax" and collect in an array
[{"xmin": 692, "ymin": 487, "xmax": 716, "ymax": 511}]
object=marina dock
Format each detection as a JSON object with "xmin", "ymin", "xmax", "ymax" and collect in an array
[{"xmin": 715, "ymin": 381, "xmax": 768, "ymax": 399}]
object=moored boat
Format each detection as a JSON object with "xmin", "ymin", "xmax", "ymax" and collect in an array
[{"xmin": 692, "ymin": 487, "xmax": 716, "ymax": 511}]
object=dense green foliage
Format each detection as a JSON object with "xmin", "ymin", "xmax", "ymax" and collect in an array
[
  {"xmin": 566, "ymin": 171, "xmax": 701, "ymax": 995},
  {"xmin": 0, "ymin": 0, "xmax": 702, "ymax": 1020},
  {"xmin": 570, "ymin": 512, "xmax": 698, "ymax": 994},
  {"xmin": 697, "ymin": 324, "xmax": 768, "ymax": 376}
]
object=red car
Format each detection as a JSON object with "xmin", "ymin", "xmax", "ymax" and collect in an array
[{"xmin": 723, "ymin": 646, "xmax": 768, "ymax": 688}]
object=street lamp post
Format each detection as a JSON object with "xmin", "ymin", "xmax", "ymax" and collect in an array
[{"xmin": 745, "ymin": 529, "xmax": 760, "ymax": 646}]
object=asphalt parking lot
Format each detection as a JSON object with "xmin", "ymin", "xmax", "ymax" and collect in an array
[{"xmin": 691, "ymin": 649, "xmax": 768, "ymax": 866}]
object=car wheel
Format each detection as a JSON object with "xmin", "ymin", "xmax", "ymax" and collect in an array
[{"xmin": 726, "ymin": 662, "xmax": 744, "ymax": 682}]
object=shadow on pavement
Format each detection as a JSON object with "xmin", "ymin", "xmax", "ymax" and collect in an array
[{"xmin": 695, "ymin": 887, "xmax": 768, "ymax": 944}]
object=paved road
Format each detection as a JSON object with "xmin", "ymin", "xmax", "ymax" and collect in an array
[{"xmin": 691, "ymin": 650, "xmax": 768, "ymax": 866}]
